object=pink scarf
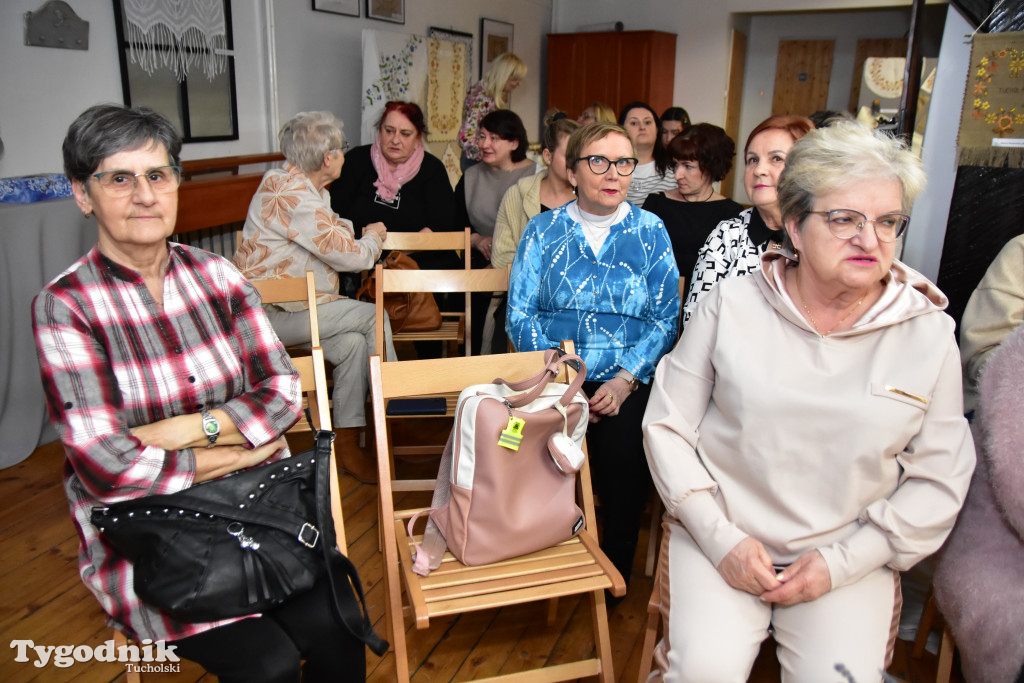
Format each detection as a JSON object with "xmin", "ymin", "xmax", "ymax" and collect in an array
[{"xmin": 370, "ymin": 136, "xmax": 425, "ymax": 202}]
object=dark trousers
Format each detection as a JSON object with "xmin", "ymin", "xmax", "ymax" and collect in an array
[
  {"xmin": 170, "ymin": 577, "xmax": 366, "ymax": 683},
  {"xmin": 583, "ymin": 379, "xmax": 653, "ymax": 591}
]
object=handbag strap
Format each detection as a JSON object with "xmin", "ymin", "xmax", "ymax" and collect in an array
[
  {"xmin": 494, "ymin": 349, "xmax": 587, "ymax": 409},
  {"xmin": 313, "ymin": 430, "xmax": 389, "ymax": 656}
]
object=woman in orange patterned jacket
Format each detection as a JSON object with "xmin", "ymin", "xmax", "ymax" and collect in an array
[{"xmin": 233, "ymin": 110, "xmax": 395, "ymax": 483}]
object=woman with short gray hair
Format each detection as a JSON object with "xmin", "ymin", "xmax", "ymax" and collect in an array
[
  {"xmin": 36, "ymin": 103, "xmax": 370, "ymax": 681},
  {"xmin": 643, "ymin": 122, "xmax": 974, "ymax": 681},
  {"xmin": 278, "ymin": 111, "xmax": 346, "ymax": 174},
  {"xmin": 234, "ymin": 110, "xmax": 395, "ymax": 484}
]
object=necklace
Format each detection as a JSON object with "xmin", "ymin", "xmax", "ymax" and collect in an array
[
  {"xmin": 794, "ymin": 282, "xmax": 865, "ymax": 336},
  {"xmin": 682, "ymin": 186, "xmax": 714, "ymax": 203}
]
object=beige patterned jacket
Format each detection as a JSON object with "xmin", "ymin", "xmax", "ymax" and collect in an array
[{"xmin": 234, "ymin": 164, "xmax": 383, "ymax": 311}]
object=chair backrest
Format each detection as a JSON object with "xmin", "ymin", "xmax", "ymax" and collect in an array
[
  {"xmin": 381, "ymin": 228, "xmax": 472, "ymax": 268},
  {"xmin": 250, "ymin": 271, "xmax": 320, "ymax": 347},
  {"xmin": 249, "ymin": 271, "xmax": 344, "ymax": 551},
  {"xmin": 373, "ymin": 265, "xmax": 510, "ymax": 357}
]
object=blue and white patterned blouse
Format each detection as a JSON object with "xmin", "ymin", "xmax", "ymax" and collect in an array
[{"xmin": 507, "ymin": 201, "xmax": 680, "ymax": 383}]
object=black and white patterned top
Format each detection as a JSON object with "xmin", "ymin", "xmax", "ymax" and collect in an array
[{"xmin": 682, "ymin": 207, "xmax": 785, "ymax": 326}]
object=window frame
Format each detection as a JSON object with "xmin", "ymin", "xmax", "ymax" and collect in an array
[{"xmin": 111, "ymin": 0, "xmax": 240, "ymax": 143}]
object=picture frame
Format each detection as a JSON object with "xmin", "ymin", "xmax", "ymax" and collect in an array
[
  {"xmin": 480, "ymin": 18, "xmax": 513, "ymax": 78},
  {"xmin": 312, "ymin": 0, "xmax": 359, "ymax": 17},
  {"xmin": 366, "ymin": 0, "xmax": 404, "ymax": 24},
  {"xmin": 429, "ymin": 27, "xmax": 474, "ymax": 88}
]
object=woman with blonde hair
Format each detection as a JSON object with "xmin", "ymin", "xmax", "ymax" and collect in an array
[
  {"xmin": 578, "ymin": 101, "xmax": 616, "ymax": 125},
  {"xmin": 644, "ymin": 121, "xmax": 973, "ymax": 681},
  {"xmin": 458, "ymin": 52, "xmax": 527, "ymax": 170}
]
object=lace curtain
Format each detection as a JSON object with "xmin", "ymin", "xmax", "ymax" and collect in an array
[{"xmin": 122, "ymin": 0, "xmax": 227, "ymax": 82}]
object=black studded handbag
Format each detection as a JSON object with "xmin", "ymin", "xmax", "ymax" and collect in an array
[{"xmin": 90, "ymin": 431, "xmax": 387, "ymax": 656}]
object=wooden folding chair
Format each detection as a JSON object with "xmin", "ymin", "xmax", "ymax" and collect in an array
[
  {"xmin": 380, "ymin": 229, "xmax": 472, "ymax": 357},
  {"xmin": 375, "ymin": 266, "xmax": 510, "ymax": 460},
  {"xmin": 369, "ymin": 342, "xmax": 626, "ymax": 683}
]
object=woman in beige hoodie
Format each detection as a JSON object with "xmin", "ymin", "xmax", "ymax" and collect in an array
[{"xmin": 642, "ymin": 122, "xmax": 975, "ymax": 683}]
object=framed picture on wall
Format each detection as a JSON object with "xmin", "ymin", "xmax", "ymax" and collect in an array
[
  {"xmin": 480, "ymin": 18, "xmax": 513, "ymax": 78},
  {"xmin": 366, "ymin": 0, "xmax": 404, "ymax": 24},
  {"xmin": 312, "ymin": 0, "xmax": 359, "ymax": 16}
]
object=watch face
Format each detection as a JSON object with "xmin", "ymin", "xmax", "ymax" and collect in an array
[{"xmin": 204, "ymin": 418, "xmax": 219, "ymax": 435}]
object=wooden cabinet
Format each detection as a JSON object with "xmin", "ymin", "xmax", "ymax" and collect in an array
[{"xmin": 546, "ymin": 30, "xmax": 677, "ymax": 121}]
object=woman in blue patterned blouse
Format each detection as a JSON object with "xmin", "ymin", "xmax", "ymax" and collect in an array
[{"xmin": 506, "ymin": 122, "xmax": 680, "ymax": 597}]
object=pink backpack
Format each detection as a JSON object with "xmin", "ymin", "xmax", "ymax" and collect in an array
[{"xmin": 408, "ymin": 349, "xmax": 589, "ymax": 575}]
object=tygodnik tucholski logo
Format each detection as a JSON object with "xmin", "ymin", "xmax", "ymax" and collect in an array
[{"xmin": 11, "ymin": 638, "xmax": 181, "ymax": 673}]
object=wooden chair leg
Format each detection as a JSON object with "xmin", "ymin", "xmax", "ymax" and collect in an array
[
  {"xmin": 114, "ymin": 630, "xmax": 142, "ymax": 683},
  {"xmin": 645, "ymin": 496, "xmax": 662, "ymax": 577},
  {"xmin": 912, "ymin": 589, "xmax": 938, "ymax": 659},
  {"xmin": 637, "ymin": 569, "xmax": 662, "ymax": 683},
  {"xmin": 589, "ymin": 589, "xmax": 615, "ymax": 683},
  {"xmin": 935, "ymin": 623, "xmax": 955, "ymax": 683}
]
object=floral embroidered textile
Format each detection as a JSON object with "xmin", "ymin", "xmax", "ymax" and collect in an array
[
  {"xmin": 427, "ymin": 38, "xmax": 466, "ymax": 142},
  {"xmin": 959, "ymin": 31, "xmax": 1024, "ymax": 168},
  {"xmin": 360, "ymin": 30, "xmax": 427, "ymax": 145}
]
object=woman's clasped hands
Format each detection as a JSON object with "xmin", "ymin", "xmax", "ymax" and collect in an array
[
  {"xmin": 716, "ymin": 537, "xmax": 832, "ymax": 607},
  {"xmin": 587, "ymin": 376, "xmax": 632, "ymax": 422}
]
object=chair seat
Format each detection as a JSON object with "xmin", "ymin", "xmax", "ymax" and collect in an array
[
  {"xmin": 396, "ymin": 522, "xmax": 623, "ymax": 628},
  {"xmin": 393, "ymin": 318, "xmax": 464, "ymax": 343}
]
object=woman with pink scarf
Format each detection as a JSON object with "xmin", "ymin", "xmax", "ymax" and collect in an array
[{"xmin": 330, "ymin": 101, "xmax": 459, "ymax": 275}]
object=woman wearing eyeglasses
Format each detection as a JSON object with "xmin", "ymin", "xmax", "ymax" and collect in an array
[
  {"xmin": 507, "ymin": 122, "xmax": 680, "ymax": 597},
  {"xmin": 33, "ymin": 105, "xmax": 371, "ymax": 680},
  {"xmin": 643, "ymin": 122, "xmax": 974, "ymax": 681}
]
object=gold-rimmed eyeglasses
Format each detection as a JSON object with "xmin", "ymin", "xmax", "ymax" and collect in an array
[
  {"xmin": 90, "ymin": 165, "xmax": 183, "ymax": 197},
  {"xmin": 809, "ymin": 209, "xmax": 910, "ymax": 243},
  {"xmin": 577, "ymin": 155, "xmax": 639, "ymax": 177}
]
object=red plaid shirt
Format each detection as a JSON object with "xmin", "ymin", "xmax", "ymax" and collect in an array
[{"xmin": 32, "ymin": 244, "xmax": 302, "ymax": 642}]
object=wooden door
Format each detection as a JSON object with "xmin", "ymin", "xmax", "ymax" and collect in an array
[
  {"xmin": 771, "ymin": 40, "xmax": 834, "ymax": 117},
  {"xmin": 721, "ymin": 28, "xmax": 747, "ymax": 199},
  {"xmin": 848, "ymin": 37, "xmax": 907, "ymax": 113}
]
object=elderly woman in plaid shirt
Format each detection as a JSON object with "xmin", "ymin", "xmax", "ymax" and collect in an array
[{"xmin": 32, "ymin": 104, "xmax": 366, "ymax": 682}]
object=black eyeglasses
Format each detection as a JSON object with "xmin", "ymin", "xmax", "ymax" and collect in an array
[
  {"xmin": 809, "ymin": 209, "xmax": 910, "ymax": 243},
  {"xmin": 576, "ymin": 155, "xmax": 639, "ymax": 176}
]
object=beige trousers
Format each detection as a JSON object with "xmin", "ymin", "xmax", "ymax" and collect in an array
[{"xmin": 653, "ymin": 520, "xmax": 899, "ymax": 683}]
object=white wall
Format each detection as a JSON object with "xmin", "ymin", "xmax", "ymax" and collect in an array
[
  {"xmin": 0, "ymin": 1, "xmax": 121, "ymax": 177},
  {"xmin": 0, "ymin": 0, "xmax": 551, "ymax": 177},
  {"xmin": 0, "ymin": 0, "xmax": 269, "ymax": 175}
]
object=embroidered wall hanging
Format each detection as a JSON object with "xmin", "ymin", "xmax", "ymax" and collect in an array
[
  {"xmin": 122, "ymin": 0, "xmax": 227, "ymax": 83},
  {"xmin": 958, "ymin": 30, "xmax": 1024, "ymax": 167},
  {"xmin": 360, "ymin": 29, "xmax": 427, "ymax": 144},
  {"xmin": 426, "ymin": 37, "xmax": 467, "ymax": 143}
]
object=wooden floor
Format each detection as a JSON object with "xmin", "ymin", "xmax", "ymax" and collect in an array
[{"xmin": 1, "ymin": 436, "xmax": 962, "ymax": 682}]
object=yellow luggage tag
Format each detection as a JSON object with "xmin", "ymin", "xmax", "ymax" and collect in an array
[{"xmin": 498, "ymin": 416, "xmax": 526, "ymax": 451}]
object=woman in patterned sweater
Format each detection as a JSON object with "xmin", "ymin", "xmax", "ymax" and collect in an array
[
  {"xmin": 682, "ymin": 115, "xmax": 813, "ymax": 327},
  {"xmin": 507, "ymin": 122, "xmax": 679, "ymax": 596}
]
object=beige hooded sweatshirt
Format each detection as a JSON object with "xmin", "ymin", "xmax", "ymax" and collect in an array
[{"xmin": 643, "ymin": 250, "xmax": 976, "ymax": 591}]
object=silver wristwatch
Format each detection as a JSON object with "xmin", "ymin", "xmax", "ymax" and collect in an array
[{"xmin": 200, "ymin": 407, "xmax": 220, "ymax": 448}]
